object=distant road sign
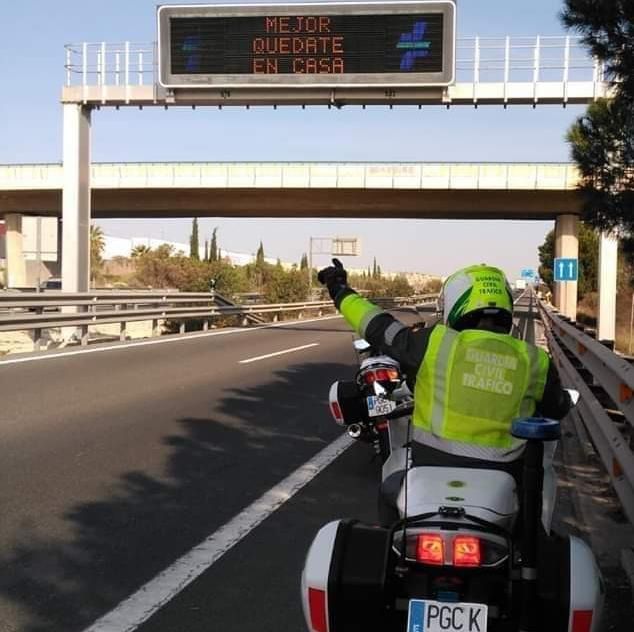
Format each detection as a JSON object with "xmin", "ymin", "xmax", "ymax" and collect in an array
[
  {"xmin": 157, "ymin": 2, "xmax": 456, "ymax": 88},
  {"xmin": 521, "ymin": 268, "xmax": 536, "ymax": 280},
  {"xmin": 553, "ymin": 257, "xmax": 578, "ymax": 282}
]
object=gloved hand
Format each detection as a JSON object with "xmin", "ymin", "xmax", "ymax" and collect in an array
[{"xmin": 318, "ymin": 258, "xmax": 349, "ymax": 300}]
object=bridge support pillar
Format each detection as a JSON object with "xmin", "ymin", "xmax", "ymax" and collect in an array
[
  {"xmin": 62, "ymin": 103, "xmax": 91, "ymax": 293},
  {"xmin": 597, "ymin": 231, "xmax": 618, "ymax": 343},
  {"xmin": 553, "ymin": 214, "xmax": 579, "ymax": 320},
  {"xmin": 4, "ymin": 213, "xmax": 27, "ymax": 288}
]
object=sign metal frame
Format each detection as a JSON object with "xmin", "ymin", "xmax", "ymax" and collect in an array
[{"xmin": 157, "ymin": 1, "xmax": 456, "ymax": 89}]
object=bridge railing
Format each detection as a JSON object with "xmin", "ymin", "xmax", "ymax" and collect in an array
[
  {"xmin": 63, "ymin": 36, "xmax": 602, "ymax": 89},
  {"xmin": 0, "ymin": 162, "xmax": 581, "ymax": 191},
  {"xmin": 538, "ymin": 300, "xmax": 634, "ymax": 524}
]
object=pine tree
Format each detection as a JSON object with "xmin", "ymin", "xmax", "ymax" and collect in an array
[
  {"xmin": 300, "ymin": 253, "xmax": 309, "ymax": 270},
  {"xmin": 210, "ymin": 227, "xmax": 219, "ymax": 262},
  {"xmin": 189, "ymin": 218, "xmax": 200, "ymax": 260},
  {"xmin": 372, "ymin": 257, "xmax": 377, "ymax": 279},
  {"xmin": 204, "ymin": 240, "xmax": 209, "ymax": 262},
  {"xmin": 377, "ymin": 265, "xmax": 382, "ymax": 279}
]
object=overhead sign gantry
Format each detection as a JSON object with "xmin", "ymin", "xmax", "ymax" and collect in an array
[{"xmin": 157, "ymin": 1, "xmax": 456, "ymax": 102}]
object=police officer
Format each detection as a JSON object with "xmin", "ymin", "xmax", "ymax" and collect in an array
[{"xmin": 318, "ymin": 259, "xmax": 571, "ymax": 483}]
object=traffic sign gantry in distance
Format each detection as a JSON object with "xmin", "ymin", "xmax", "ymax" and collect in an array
[
  {"xmin": 553, "ymin": 257, "xmax": 579, "ymax": 282},
  {"xmin": 157, "ymin": 2, "xmax": 456, "ymax": 89},
  {"xmin": 521, "ymin": 268, "xmax": 536, "ymax": 280}
]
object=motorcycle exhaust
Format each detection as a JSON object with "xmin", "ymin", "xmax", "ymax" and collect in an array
[{"xmin": 347, "ymin": 424, "xmax": 363, "ymax": 439}]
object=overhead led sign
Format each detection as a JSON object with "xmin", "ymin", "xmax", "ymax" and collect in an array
[{"xmin": 157, "ymin": 2, "xmax": 456, "ymax": 88}]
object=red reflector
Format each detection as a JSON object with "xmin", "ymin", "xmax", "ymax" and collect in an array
[
  {"xmin": 308, "ymin": 588, "xmax": 328, "ymax": 632},
  {"xmin": 572, "ymin": 610, "xmax": 593, "ymax": 632},
  {"xmin": 330, "ymin": 401, "xmax": 343, "ymax": 422},
  {"xmin": 453, "ymin": 536, "xmax": 481, "ymax": 567},
  {"xmin": 416, "ymin": 534, "xmax": 444, "ymax": 565}
]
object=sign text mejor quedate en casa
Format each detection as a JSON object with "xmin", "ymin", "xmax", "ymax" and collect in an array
[{"xmin": 157, "ymin": 2, "xmax": 456, "ymax": 88}]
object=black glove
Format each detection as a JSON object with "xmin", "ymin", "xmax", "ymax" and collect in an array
[{"xmin": 318, "ymin": 258, "xmax": 349, "ymax": 300}]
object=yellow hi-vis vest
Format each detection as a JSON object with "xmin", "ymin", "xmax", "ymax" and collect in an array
[{"xmin": 414, "ymin": 325, "xmax": 550, "ymax": 462}]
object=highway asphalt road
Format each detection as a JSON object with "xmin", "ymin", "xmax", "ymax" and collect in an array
[{"xmin": 1, "ymin": 303, "xmax": 631, "ymax": 632}]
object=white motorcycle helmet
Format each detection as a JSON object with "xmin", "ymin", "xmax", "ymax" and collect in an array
[{"xmin": 438, "ymin": 264, "xmax": 514, "ymax": 332}]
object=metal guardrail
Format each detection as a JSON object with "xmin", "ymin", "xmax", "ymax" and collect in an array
[
  {"xmin": 538, "ymin": 299, "xmax": 634, "ymax": 524},
  {"xmin": 0, "ymin": 292, "xmax": 438, "ymax": 351},
  {"xmin": 0, "ymin": 292, "xmax": 335, "ymax": 349}
]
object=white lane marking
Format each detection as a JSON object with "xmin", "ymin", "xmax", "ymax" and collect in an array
[
  {"xmin": 238, "ymin": 342, "xmax": 320, "ymax": 364},
  {"xmin": 0, "ymin": 315, "xmax": 341, "ymax": 366},
  {"xmin": 82, "ymin": 433, "xmax": 354, "ymax": 632}
]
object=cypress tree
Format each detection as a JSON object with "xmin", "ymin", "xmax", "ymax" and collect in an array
[{"xmin": 189, "ymin": 218, "xmax": 200, "ymax": 260}]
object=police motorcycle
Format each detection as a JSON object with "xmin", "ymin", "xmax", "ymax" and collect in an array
[
  {"xmin": 304, "ymin": 356, "xmax": 604, "ymax": 632},
  {"xmin": 328, "ymin": 338, "xmax": 413, "ymax": 463}
]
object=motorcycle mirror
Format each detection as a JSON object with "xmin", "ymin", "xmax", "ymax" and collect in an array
[
  {"xmin": 353, "ymin": 339, "xmax": 371, "ymax": 352},
  {"xmin": 566, "ymin": 389, "xmax": 580, "ymax": 406}
]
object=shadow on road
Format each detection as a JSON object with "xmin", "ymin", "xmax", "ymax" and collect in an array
[{"xmin": 0, "ymin": 360, "xmax": 353, "ymax": 632}]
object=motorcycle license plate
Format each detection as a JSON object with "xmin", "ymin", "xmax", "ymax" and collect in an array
[
  {"xmin": 366, "ymin": 396, "xmax": 396, "ymax": 418},
  {"xmin": 407, "ymin": 600, "xmax": 487, "ymax": 632}
]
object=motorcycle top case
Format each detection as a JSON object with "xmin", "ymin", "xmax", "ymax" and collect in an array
[{"xmin": 301, "ymin": 520, "xmax": 392, "ymax": 632}]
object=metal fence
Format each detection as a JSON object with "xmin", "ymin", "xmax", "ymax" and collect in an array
[
  {"xmin": 64, "ymin": 36, "xmax": 602, "ymax": 89},
  {"xmin": 538, "ymin": 300, "xmax": 634, "ymax": 524}
]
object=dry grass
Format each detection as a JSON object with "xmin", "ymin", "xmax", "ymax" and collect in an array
[{"xmin": 576, "ymin": 290, "xmax": 633, "ymax": 355}]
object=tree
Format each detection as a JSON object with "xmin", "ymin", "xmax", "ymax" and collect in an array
[
  {"xmin": 203, "ymin": 240, "xmax": 209, "ymax": 262},
  {"xmin": 561, "ymin": 1, "xmax": 634, "ymax": 99},
  {"xmin": 377, "ymin": 264, "xmax": 382, "ymax": 279},
  {"xmin": 210, "ymin": 227, "xmax": 219, "ymax": 262},
  {"xmin": 372, "ymin": 257, "xmax": 378, "ymax": 279},
  {"xmin": 256, "ymin": 241, "xmax": 265, "ymax": 266},
  {"xmin": 537, "ymin": 222, "xmax": 599, "ymax": 298},
  {"xmin": 300, "ymin": 253, "xmax": 309, "ymax": 270},
  {"xmin": 189, "ymin": 218, "xmax": 200, "ymax": 260},
  {"xmin": 90, "ymin": 225, "xmax": 105, "ymax": 283},
  {"xmin": 131, "ymin": 244, "xmax": 150, "ymax": 258},
  {"xmin": 561, "ymin": 2, "xmax": 634, "ymax": 252}
]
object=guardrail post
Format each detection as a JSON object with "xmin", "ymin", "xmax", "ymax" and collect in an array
[
  {"xmin": 179, "ymin": 322, "xmax": 186, "ymax": 335},
  {"xmin": 203, "ymin": 320, "xmax": 209, "ymax": 331},
  {"xmin": 152, "ymin": 319, "xmax": 159, "ymax": 337},
  {"xmin": 80, "ymin": 324, "xmax": 89, "ymax": 346}
]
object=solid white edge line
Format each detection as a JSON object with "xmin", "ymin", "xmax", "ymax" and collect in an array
[
  {"xmin": 0, "ymin": 315, "xmax": 342, "ymax": 366},
  {"xmin": 239, "ymin": 342, "xmax": 320, "ymax": 364},
  {"xmin": 82, "ymin": 433, "xmax": 354, "ymax": 632}
]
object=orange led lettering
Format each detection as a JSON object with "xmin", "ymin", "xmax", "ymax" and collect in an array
[
  {"xmin": 252, "ymin": 38, "xmax": 265, "ymax": 54},
  {"xmin": 278, "ymin": 37, "xmax": 290, "ymax": 54},
  {"xmin": 319, "ymin": 17, "xmax": 331, "ymax": 32},
  {"xmin": 265, "ymin": 17, "xmax": 276, "ymax": 33},
  {"xmin": 278, "ymin": 17, "xmax": 289, "ymax": 33},
  {"xmin": 332, "ymin": 36, "xmax": 344, "ymax": 54}
]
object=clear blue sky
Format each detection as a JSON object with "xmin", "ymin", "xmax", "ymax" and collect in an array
[{"xmin": 0, "ymin": 0, "xmax": 586, "ymax": 278}]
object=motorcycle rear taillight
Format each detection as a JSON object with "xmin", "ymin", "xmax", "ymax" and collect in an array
[
  {"xmin": 362, "ymin": 368, "xmax": 401, "ymax": 384},
  {"xmin": 404, "ymin": 531, "xmax": 507, "ymax": 568},
  {"xmin": 453, "ymin": 536, "xmax": 481, "ymax": 567},
  {"xmin": 416, "ymin": 534, "xmax": 444, "ymax": 565}
]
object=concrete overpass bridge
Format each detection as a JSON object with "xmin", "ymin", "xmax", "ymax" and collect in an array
[{"xmin": 0, "ymin": 160, "xmax": 619, "ymax": 340}]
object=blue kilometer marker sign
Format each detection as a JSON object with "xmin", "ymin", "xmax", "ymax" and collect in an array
[
  {"xmin": 553, "ymin": 258, "xmax": 579, "ymax": 282},
  {"xmin": 521, "ymin": 268, "xmax": 536, "ymax": 280}
]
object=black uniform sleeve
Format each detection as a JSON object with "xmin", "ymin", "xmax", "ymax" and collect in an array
[
  {"xmin": 536, "ymin": 361, "xmax": 573, "ymax": 420},
  {"xmin": 363, "ymin": 313, "xmax": 436, "ymax": 385}
]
